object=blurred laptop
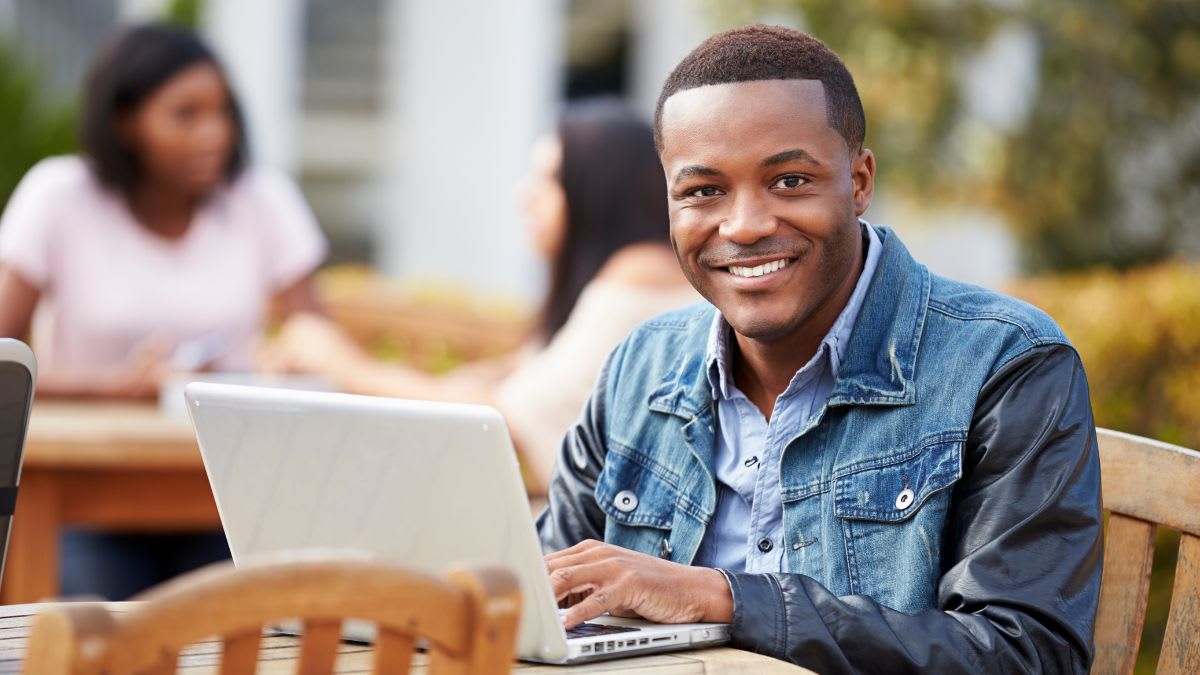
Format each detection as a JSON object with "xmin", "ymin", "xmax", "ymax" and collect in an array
[
  {"xmin": 0, "ymin": 339, "xmax": 36, "ymax": 586},
  {"xmin": 184, "ymin": 383, "xmax": 728, "ymax": 664}
]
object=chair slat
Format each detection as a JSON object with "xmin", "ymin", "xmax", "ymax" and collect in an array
[
  {"xmin": 298, "ymin": 620, "xmax": 342, "ymax": 675},
  {"xmin": 1098, "ymin": 430, "xmax": 1200, "ymax": 535},
  {"xmin": 1157, "ymin": 533, "xmax": 1200, "ymax": 675},
  {"xmin": 22, "ymin": 559, "xmax": 530, "ymax": 674},
  {"xmin": 220, "ymin": 628, "xmax": 263, "ymax": 675},
  {"xmin": 372, "ymin": 627, "xmax": 416, "ymax": 674},
  {"xmin": 1093, "ymin": 515, "xmax": 1156, "ymax": 675}
]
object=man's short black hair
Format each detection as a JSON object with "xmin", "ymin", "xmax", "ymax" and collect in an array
[
  {"xmin": 81, "ymin": 24, "xmax": 249, "ymax": 201},
  {"xmin": 654, "ymin": 24, "xmax": 866, "ymax": 154}
]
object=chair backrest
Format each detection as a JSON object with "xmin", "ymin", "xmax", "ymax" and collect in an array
[
  {"xmin": 24, "ymin": 558, "xmax": 521, "ymax": 675},
  {"xmin": 1093, "ymin": 428, "xmax": 1200, "ymax": 675}
]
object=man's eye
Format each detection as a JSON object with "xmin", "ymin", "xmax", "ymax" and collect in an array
[
  {"xmin": 687, "ymin": 186, "xmax": 720, "ymax": 198},
  {"xmin": 772, "ymin": 175, "xmax": 807, "ymax": 189}
]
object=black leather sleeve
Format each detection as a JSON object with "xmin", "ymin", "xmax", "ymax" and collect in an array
[
  {"xmin": 535, "ymin": 360, "xmax": 609, "ymax": 554},
  {"xmin": 722, "ymin": 344, "xmax": 1103, "ymax": 674}
]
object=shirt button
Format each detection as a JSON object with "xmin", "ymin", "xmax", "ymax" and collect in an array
[
  {"xmin": 895, "ymin": 488, "xmax": 916, "ymax": 510},
  {"xmin": 757, "ymin": 538, "xmax": 773, "ymax": 553},
  {"xmin": 614, "ymin": 490, "xmax": 638, "ymax": 513}
]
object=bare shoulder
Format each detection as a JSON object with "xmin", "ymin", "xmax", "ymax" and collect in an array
[{"xmin": 596, "ymin": 243, "xmax": 689, "ymax": 290}]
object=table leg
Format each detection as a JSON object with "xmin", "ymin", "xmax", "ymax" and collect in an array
[{"xmin": 2, "ymin": 471, "xmax": 61, "ymax": 604}]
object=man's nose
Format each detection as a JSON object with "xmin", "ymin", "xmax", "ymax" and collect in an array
[{"xmin": 718, "ymin": 193, "xmax": 777, "ymax": 245}]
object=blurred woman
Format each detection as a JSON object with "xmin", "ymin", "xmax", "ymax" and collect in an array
[
  {"xmin": 269, "ymin": 99, "xmax": 698, "ymax": 493},
  {"xmin": 0, "ymin": 24, "xmax": 328, "ymax": 599},
  {"xmin": 0, "ymin": 24, "xmax": 327, "ymax": 399}
]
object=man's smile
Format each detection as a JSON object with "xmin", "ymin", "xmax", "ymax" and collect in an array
[{"xmin": 724, "ymin": 257, "xmax": 793, "ymax": 278}]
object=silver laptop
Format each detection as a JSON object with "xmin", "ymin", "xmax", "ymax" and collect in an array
[
  {"xmin": 184, "ymin": 382, "xmax": 729, "ymax": 664},
  {"xmin": 0, "ymin": 339, "xmax": 35, "ymax": 587}
]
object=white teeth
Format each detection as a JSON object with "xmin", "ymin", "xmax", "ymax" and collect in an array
[{"xmin": 727, "ymin": 259, "xmax": 790, "ymax": 278}]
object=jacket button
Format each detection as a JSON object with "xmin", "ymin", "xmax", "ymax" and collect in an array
[
  {"xmin": 660, "ymin": 538, "xmax": 673, "ymax": 559},
  {"xmin": 757, "ymin": 538, "xmax": 773, "ymax": 553},
  {"xmin": 614, "ymin": 490, "xmax": 638, "ymax": 513},
  {"xmin": 895, "ymin": 488, "xmax": 916, "ymax": 510}
]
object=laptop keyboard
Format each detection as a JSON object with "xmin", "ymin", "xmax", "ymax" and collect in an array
[{"xmin": 565, "ymin": 622, "xmax": 642, "ymax": 638}]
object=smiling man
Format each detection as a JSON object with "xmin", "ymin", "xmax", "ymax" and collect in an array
[{"xmin": 537, "ymin": 25, "xmax": 1102, "ymax": 674}]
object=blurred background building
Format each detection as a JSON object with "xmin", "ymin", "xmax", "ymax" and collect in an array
[
  {"xmin": 4, "ymin": 0, "xmax": 728, "ymax": 301},
  {"xmin": 11, "ymin": 0, "xmax": 1143, "ymax": 300}
]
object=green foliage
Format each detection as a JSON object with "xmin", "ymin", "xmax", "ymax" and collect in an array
[
  {"xmin": 710, "ymin": 0, "xmax": 1200, "ymax": 273},
  {"xmin": 0, "ymin": 42, "xmax": 77, "ymax": 214},
  {"xmin": 165, "ymin": 0, "xmax": 204, "ymax": 29},
  {"xmin": 1007, "ymin": 2, "xmax": 1200, "ymax": 272},
  {"xmin": 1012, "ymin": 262, "xmax": 1200, "ymax": 450}
]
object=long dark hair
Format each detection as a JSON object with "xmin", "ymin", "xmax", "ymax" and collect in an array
[
  {"xmin": 539, "ymin": 99, "xmax": 670, "ymax": 339},
  {"xmin": 80, "ymin": 24, "xmax": 249, "ymax": 200}
]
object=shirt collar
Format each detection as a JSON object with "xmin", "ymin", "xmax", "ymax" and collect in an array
[{"xmin": 704, "ymin": 219, "xmax": 884, "ymax": 401}]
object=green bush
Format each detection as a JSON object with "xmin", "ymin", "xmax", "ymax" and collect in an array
[
  {"xmin": 1011, "ymin": 261, "xmax": 1200, "ymax": 450},
  {"xmin": 0, "ymin": 41, "xmax": 77, "ymax": 213}
]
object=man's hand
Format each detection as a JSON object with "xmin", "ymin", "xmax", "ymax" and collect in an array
[{"xmin": 544, "ymin": 539, "xmax": 733, "ymax": 628}]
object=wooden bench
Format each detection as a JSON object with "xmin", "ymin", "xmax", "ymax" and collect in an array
[{"xmin": 1093, "ymin": 428, "xmax": 1200, "ymax": 674}]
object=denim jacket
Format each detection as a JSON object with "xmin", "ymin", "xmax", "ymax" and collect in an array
[{"xmin": 537, "ymin": 227, "xmax": 1103, "ymax": 674}]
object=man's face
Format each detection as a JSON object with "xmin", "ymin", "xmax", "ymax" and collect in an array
[{"xmin": 659, "ymin": 79, "xmax": 874, "ymax": 344}]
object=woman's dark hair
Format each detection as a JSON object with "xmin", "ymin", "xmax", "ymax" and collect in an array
[
  {"xmin": 540, "ymin": 98, "xmax": 670, "ymax": 339},
  {"xmin": 80, "ymin": 24, "xmax": 248, "ymax": 200}
]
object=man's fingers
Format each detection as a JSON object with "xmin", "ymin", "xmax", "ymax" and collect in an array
[
  {"xmin": 544, "ymin": 538, "xmax": 604, "ymax": 564},
  {"xmin": 548, "ymin": 560, "xmax": 613, "ymax": 600},
  {"xmin": 544, "ymin": 548, "xmax": 610, "ymax": 579},
  {"xmin": 561, "ymin": 587, "xmax": 616, "ymax": 629}
]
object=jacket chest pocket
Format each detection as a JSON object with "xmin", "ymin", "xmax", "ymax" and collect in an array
[
  {"xmin": 596, "ymin": 444, "xmax": 679, "ymax": 558},
  {"xmin": 832, "ymin": 435, "xmax": 963, "ymax": 612}
]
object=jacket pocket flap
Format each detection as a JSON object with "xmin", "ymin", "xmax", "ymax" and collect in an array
[
  {"xmin": 833, "ymin": 437, "xmax": 963, "ymax": 523},
  {"xmin": 595, "ymin": 445, "xmax": 679, "ymax": 529}
]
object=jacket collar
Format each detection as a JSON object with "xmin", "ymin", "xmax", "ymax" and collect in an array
[
  {"xmin": 648, "ymin": 225, "xmax": 928, "ymax": 419},
  {"xmin": 827, "ymin": 226, "xmax": 928, "ymax": 407}
]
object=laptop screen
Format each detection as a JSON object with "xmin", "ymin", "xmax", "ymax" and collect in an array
[{"xmin": 0, "ymin": 351, "xmax": 35, "ymax": 582}]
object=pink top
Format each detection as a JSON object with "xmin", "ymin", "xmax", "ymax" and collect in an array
[{"xmin": 0, "ymin": 156, "xmax": 327, "ymax": 373}]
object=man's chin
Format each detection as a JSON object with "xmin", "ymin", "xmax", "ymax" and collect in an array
[{"xmin": 722, "ymin": 313, "xmax": 799, "ymax": 344}]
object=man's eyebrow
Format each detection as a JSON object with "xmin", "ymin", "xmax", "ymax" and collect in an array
[
  {"xmin": 761, "ymin": 149, "xmax": 822, "ymax": 167},
  {"xmin": 672, "ymin": 165, "xmax": 721, "ymax": 186}
]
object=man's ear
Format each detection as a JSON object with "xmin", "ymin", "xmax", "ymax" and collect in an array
[{"xmin": 851, "ymin": 148, "xmax": 875, "ymax": 216}]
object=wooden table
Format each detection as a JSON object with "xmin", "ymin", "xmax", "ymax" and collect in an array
[
  {"xmin": 0, "ymin": 402, "xmax": 553, "ymax": 605},
  {"xmin": 0, "ymin": 602, "xmax": 812, "ymax": 673},
  {"xmin": 2, "ymin": 403, "xmax": 218, "ymax": 604}
]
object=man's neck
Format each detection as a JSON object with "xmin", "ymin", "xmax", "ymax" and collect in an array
[{"xmin": 732, "ymin": 227, "xmax": 866, "ymax": 420}]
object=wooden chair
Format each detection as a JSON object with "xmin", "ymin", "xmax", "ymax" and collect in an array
[
  {"xmin": 1093, "ymin": 428, "xmax": 1200, "ymax": 675},
  {"xmin": 24, "ymin": 557, "xmax": 522, "ymax": 674}
]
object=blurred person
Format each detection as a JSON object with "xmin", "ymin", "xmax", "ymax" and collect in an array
[
  {"xmin": 267, "ymin": 99, "xmax": 698, "ymax": 493},
  {"xmin": 0, "ymin": 25, "xmax": 326, "ymax": 399},
  {"xmin": 0, "ymin": 24, "xmax": 328, "ymax": 599}
]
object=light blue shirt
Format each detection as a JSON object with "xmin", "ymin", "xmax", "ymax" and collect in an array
[{"xmin": 694, "ymin": 220, "xmax": 883, "ymax": 573}]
